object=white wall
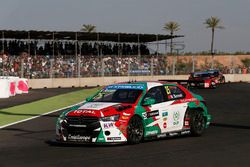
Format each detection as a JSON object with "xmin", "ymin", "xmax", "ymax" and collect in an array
[{"xmin": 28, "ymin": 74, "xmax": 250, "ymax": 89}]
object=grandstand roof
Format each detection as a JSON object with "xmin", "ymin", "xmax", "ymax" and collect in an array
[{"xmin": 0, "ymin": 30, "xmax": 183, "ymax": 43}]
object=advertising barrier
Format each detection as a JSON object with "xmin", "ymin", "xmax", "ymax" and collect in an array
[{"xmin": 0, "ymin": 77, "xmax": 29, "ymax": 98}]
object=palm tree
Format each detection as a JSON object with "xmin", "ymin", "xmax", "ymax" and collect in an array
[
  {"xmin": 163, "ymin": 21, "xmax": 180, "ymax": 75},
  {"xmin": 163, "ymin": 21, "xmax": 180, "ymax": 55},
  {"xmin": 81, "ymin": 24, "xmax": 96, "ymax": 33},
  {"xmin": 204, "ymin": 16, "xmax": 224, "ymax": 68}
]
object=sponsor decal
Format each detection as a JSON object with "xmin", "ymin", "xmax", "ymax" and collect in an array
[
  {"xmin": 103, "ymin": 123, "xmax": 114, "ymax": 129},
  {"xmin": 68, "ymin": 135, "xmax": 91, "ymax": 141},
  {"xmin": 163, "ymin": 122, "xmax": 167, "ymax": 128},
  {"xmin": 181, "ymin": 130, "xmax": 191, "ymax": 135},
  {"xmin": 79, "ymin": 102, "xmax": 119, "ymax": 110},
  {"xmin": 123, "ymin": 112, "xmax": 131, "ymax": 116},
  {"xmin": 74, "ymin": 110, "xmax": 95, "ymax": 114},
  {"xmin": 121, "ymin": 115, "xmax": 129, "ymax": 120},
  {"xmin": 147, "ymin": 110, "xmax": 159, "ymax": 118},
  {"xmin": 173, "ymin": 94, "xmax": 183, "ymax": 98},
  {"xmin": 146, "ymin": 130, "xmax": 158, "ymax": 136},
  {"xmin": 184, "ymin": 121, "xmax": 189, "ymax": 126},
  {"xmin": 84, "ymin": 103, "xmax": 105, "ymax": 109},
  {"xmin": 98, "ymin": 137, "xmax": 105, "ymax": 141},
  {"xmin": 205, "ymin": 83, "xmax": 209, "ymax": 88},
  {"xmin": 165, "ymin": 86, "xmax": 171, "ymax": 95},
  {"xmin": 169, "ymin": 132, "xmax": 179, "ymax": 136},
  {"xmin": 173, "ymin": 111, "xmax": 180, "ymax": 125},
  {"xmin": 105, "ymin": 84, "xmax": 144, "ymax": 90},
  {"xmin": 157, "ymin": 133, "xmax": 167, "ymax": 138},
  {"xmin": 107, "ymin": 137, "xmax": 121, "ymax": 141},
  {"xmin": 180, "ymin": 98, "xmax": 197, "ymax": 103},
  {"xmin": 162, "ymin": 112, "xmax": 168, "ymax": 117}
]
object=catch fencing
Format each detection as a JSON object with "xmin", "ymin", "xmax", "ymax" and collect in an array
[{"xmin": 0, "ymin": 54, "xmax": 250, "ymax": 79}]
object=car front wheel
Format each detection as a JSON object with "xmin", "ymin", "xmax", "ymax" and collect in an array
[{"xmin": 127, "ymin": 116, "xmax": 144, "ymax": 144}]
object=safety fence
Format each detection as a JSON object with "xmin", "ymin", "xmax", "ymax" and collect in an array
[{"xmin": 0, "ymin": 54, "xmax": 250, "ymax": 78}]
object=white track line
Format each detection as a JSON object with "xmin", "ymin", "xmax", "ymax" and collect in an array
[{"xmin": 0, "ymin": 101, "xmax": 85, "ymax": 129}]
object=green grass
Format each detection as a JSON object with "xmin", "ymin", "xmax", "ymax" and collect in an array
[{"xmin": 0, "ymin": 87, "xmax": 100, "ymax": 127}]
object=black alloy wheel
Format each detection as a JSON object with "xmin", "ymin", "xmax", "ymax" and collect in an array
[
  {"xmin": 190, "ymin": 111, "xmax": 205, "ymax": 136},
  {"xmin": 127, "ymin": 116, "xmax": 144, "ymax": 144}
]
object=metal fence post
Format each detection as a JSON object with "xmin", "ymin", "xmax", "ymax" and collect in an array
[
  {"xmin": 50, "ymin": 59, "xmax": 54, "ymax": 78},
  {"xmin": 21, "ymin": 58, "xmax": 24, "ymax": 78},
  {"xmin": 151, "ymin": 56, "xmax": 154, "ymax": 76},
  {"xmin": 101, "ymin": 57, "xmax": 104, "ymax": 77},
  {"xmin": 128, "ymin": 57, "xmax": 131, "ymax": 77},
  {"xmin": 78, "ymin": 55, "xmax": 81, "ymax": 78},
  {"xmin": 172, "ymin": 55, "xmax": 176, "ymax": 75},
  {"xmin": 192, "ymin": 55, "xmax": 195, "ymax": 72}
]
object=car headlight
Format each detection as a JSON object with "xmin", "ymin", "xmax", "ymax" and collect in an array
[
  {"xmin": 100, "ymin": 114, "xmax": 120, "ymax": 122},
  {"xmin": 58, "ymin": 114, "xmax": 66, "ymax": 123}
]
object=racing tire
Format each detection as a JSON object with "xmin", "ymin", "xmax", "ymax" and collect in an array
[
  {"xmin": 210, "ymin": 81, "xmax": 217, "ymax": 89},
  {"xmin": 127, "ymin": 116, "xmax": 144, "ymax": 144},
  {"xmin": 190, "ymin": 111, "xmax": 205, "ymax": 136}
]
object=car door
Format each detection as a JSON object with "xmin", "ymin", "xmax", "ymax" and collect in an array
[
  {"xmin": 142, "ymin": 86, "xmax": 169, "ymax": 136},
  {"xmin": 163, "ymin": 85, "xmax": 188, "ymax": 132}
]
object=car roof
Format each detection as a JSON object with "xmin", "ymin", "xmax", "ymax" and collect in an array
[
  {"xmin": 192, "ymin": 71, "xmax": 210, "ymax": 75},
  {"xmin": 109, "ymin": 81, "xmax": 177, "ymax": 90}
]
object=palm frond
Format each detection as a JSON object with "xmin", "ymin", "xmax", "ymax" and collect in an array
[{"xmin": 81, "ymin": 24, "xmax": 96, "ymax": 33}]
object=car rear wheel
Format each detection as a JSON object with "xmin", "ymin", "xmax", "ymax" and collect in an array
[
  {"xmin": 127, "ymin": 116, "xmax": 144, "ymax": 144},
  {"xmin": 190, "ymin": 111, "xmax": 205, "ymax": 136}
]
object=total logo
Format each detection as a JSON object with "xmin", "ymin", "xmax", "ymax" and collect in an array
[{"xmin": 74, "ymin": 110, "xmax": 95, "ymax": 114}]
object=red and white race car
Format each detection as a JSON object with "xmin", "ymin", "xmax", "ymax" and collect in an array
[
  {"xmin": 188, "ymin": 71, "xmax": 219, "ymax": 88},
  {"xmin": 54, "ymin": 81, "xmax": 211, "ymax": 145}
]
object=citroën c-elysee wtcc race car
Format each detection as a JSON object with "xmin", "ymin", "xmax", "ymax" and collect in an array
[{"xmin": 55, "ymin": 81, "xmax": 211, "ymax": 144}]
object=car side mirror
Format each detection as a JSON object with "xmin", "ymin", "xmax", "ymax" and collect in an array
[{"xmin": 142, "ymin": 98, "xmax": 156, "ymax": 106}]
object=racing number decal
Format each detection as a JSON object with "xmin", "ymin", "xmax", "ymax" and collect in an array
[{"xmin": 165, "ymin": 86, "xmax": 171, "ymax": 95}]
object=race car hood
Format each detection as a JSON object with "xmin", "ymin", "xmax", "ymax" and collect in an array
[{"xmin": 66, "ymin": 102, "xmax": 133, "ymax": 117}]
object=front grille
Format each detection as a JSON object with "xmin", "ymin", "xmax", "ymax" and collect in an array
[
  {"xmin": 66, "ymin": 127, "xmax": 100, "ymax": 138},
  {"xmin": 66, "ymin": 116, "xmax": 100, "ymax": 129},
  {"xmin": 63, "ymin": 116, "xmax": 101, "ymax": 140}
]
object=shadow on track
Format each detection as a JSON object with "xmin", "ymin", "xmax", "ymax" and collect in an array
[{"xmin": 210, "ymin": 122, "xmax": 250, "ymax": 130}]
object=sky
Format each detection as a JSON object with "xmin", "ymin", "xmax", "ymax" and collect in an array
[{"xmin": 0, "ymin": 0, "xmax": 250, "ymax": 53}]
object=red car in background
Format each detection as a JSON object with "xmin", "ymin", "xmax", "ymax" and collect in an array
[
  {"xmin": 188, "ymin": 70, "xmax": 225, "ymax": 88},
  {"xmin": 188, "ymin": 72, "xmax": 217, "ymax": 88},
  {"xmin": 206, "ymin": 69, "xmax": 226, "ymax": 84}
]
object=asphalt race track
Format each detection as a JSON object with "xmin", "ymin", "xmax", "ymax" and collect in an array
[
  {"xmin": 0, "ymin": 87, "xmax": 83, "ymax": 109},
  {"xmin": 1, "ymin": 83, "xmax": 250, "ymax": 167}
]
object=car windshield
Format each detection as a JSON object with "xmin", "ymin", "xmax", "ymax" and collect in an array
[
  {"xmin": 192, "ymin": 73, "xmax": 210, "ymax": 78},
  {"xmin": 92, "ymin": 88, "xmax": 143, "ymax": 104}
]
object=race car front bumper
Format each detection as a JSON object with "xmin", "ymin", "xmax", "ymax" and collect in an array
[{"xmin": 56, "ymin": 116, "xmax": 127, "ymax": 144}]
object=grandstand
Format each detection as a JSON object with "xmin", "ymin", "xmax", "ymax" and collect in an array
[{"xmin": 0, "ymin": 30, "xmax": 183, "ymax": 78}]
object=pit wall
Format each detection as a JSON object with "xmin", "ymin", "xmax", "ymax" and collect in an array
[{"xmin": 28, "ymin": 74, "xmax": 250, "ymax": 89}]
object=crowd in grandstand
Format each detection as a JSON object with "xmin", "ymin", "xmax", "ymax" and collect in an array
[
  {"xmin": 1, "ymin": 52, "xmax": 249, "ymax": 79},
  {"xmin": 0, "ymin": 40, "xmax": 150, "ymax": 56},
  {"xmin": 1, "ymin": 40, "xmax": 250, "ymax": 78},
  {"xmin": 0, "ymin": 52, "xmax": 169, "ymax": 78}
]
